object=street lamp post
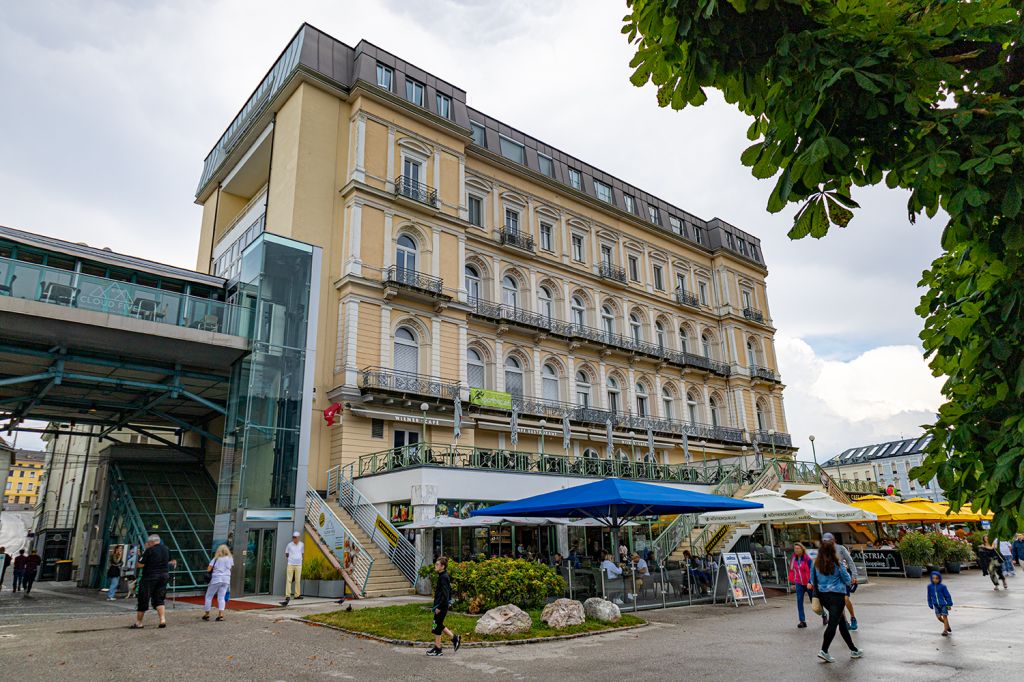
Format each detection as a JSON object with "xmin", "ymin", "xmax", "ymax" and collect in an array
[
  {"xmin": 420, "ymin": 402, "xmax": 430, "ymax": 452},
  {"xmin": 808, "ymin": 434, "xmax": 818, "ymax": 469},
  {"xmin": 539, "ymin": 419, "xmax": 547, "ymax": 457},
  {"xmin": 628, "ymin": 431, "xmax": 636, "ymax": 461},
  {"xmin": 767, "ymin": 429, "xmax": 777, "ymax": 459}
]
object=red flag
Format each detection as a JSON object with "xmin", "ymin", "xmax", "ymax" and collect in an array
[{"xmin": 323, "ymin": 402, "xmax": 342, "ymax": 426}]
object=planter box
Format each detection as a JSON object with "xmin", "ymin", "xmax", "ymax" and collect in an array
[
  {"xmin": 319, "ymin": 580, "xmax": 346, "ymax": 599},
  {"xmin": 303, "ymin": 580, "xmax": 320, "ymax": 597},
  {"xmin": 905, "ymin": 565, "xmax": 924, "ymax": 578},
  {"xmin": 944, "ymin": 562, "xmax": 962, "ymax": 574}
]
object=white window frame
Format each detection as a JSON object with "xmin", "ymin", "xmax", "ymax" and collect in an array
[
  {"xmin": 467, "ymin": 348, "xmax": 486, "ymax": 389},
  {"xmin": 568, "ymin": 168, "xmax": 582, "ymax": 190},
  {"xmin": 594, "ymin": 180, "xmax": 613, "ymax": 203},
  {"xmin": 624, "ymin": 194, "xmax": 636, "ymax": 214},
  {"xmin": 405, "ymin": 78, "xmax": 424, "ymax": 106},
  {"xmin": 653, "ymin": 264, "xmax": 664, "ymax": 290},
  {"xmin": 436, "ymin": 93, "xmax": 452, "ymax": 119},
  {"xmin": 499, "ymin": 135, "xmax": 525, "ymax": 164},
  {"xmin": 647, "ymin": 205, "xmax": 660, "ymax": 224},
  {"xmin": 538, "ymin": 154, "xmax": 554, "ymax": 177},
  {"xmin": 627, "ymin": 255, "xmax": 639, "ymax": 281},
  {"xmin": 539, "ymin": 222, "xmax": 553, "ymax": 251},
  {"xmin": 571, "ymin": 234, "xmax": 585, "ymax": 262},
  {"xmin": 467, "ymin": 194, "xmax": 483, "ymax": 227},
  {"xmin": 698, "ymin": 281, "xmax": 709, "ymax": 306},
  {"xmin": 376, "ymin": 63, "xmax": 393, "ymax": 90}
]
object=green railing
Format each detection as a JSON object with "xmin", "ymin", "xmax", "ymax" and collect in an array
[
  {"xmin": 356, "ymin": 443, "xmax": 743, "ymax": 486},
  {"xmin": 651, "ymin": 464, "xmax": 749, "ymax": 561},
  {"xmin": 0, "ymin": 255, "xmax": 250, "ymax": 336},
  {"xmin": 835, "ymin": 479, "xmax": 879, "ymax": 495}
]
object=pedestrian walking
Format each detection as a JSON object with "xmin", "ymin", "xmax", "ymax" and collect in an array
[
  {"xmin": 202, "ymin": 545, "xmax": 234, "ymax": 622},
  {"xmin": 787, "ymin": 542, "xmax": 813, "ymax": 628},
  {"xmin": 998, "ymin": 538, "xmax": 1015, "ymax": 576},
  {"xmin": 0, "ymin": 547, "xmax": 9, "ymax": 590},
  {"xmin": 106, "ymin": 561, "xmax": 121, "ymax": 601},
  {"xmin": 1013, "ymin": 534, "xmax": 1024, "ymax": 567},
  {"xmin": 282, "ymin": 531, "xmax": 304, "ymax": 605},
  {"xmin": 822, "ymin": 532, "xmax": 859, "ymax": 630},
  {"xmin": 426, "ymin": 556, "xmax": 460, "ymax": 656},
  {"xmin": 131, "ymin": 534, "xmax": 177, "ymax": 629},
  {"xmin": 812, "ymin": 540, "xmax": 862, "ymax": 663},
  {"xmin": 22, "ymin": 549, "xmax": 41, "ymax": 596},
  {"xmin": 11, "ymin": 549, "xmax": 26, "ymax": 592},
  {"xmin": 979, "ymin": 536, "xmax": 1008, "ymax": 590},
  {"xmin": 926, "ymin": 571, "xmax": 953, "ymax": 636}
]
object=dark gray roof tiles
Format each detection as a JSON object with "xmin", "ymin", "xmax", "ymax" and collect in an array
[{"xmin": 823, "ymin": 434, "xmax": 934, "ymax": 467}]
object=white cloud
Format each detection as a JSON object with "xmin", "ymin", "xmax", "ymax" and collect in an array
[{"xmin": 776, "ymin": 335, "xmax": 944, "ymax": 461}]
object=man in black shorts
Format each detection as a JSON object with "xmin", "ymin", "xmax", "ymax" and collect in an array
[
  {"xmin": 426, "ymin": 556, "xmax": 460, "ymax": 656},
  {"xmin": 132, "ymin": 534, "xmax": 176, "ymax": 629}
]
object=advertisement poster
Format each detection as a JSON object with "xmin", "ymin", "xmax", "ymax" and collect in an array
[
  {"xmin": 389, "ymin": 502, "xmax": 412, "ymax": 526},
  {"xmin": 722, "ymin": 552, "xmax": 749, "ymax": 603},
  {"xmin": 851, "ymin": 549, "xmax": 905, "ymax": 576},
  {"xmin": 738, "ymin": 552, "xmax": 766, "ymax": 602}
]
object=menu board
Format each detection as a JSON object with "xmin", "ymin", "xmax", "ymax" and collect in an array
[
  {"xmin": 738, "ymin": 552, "xmax": 766, "ymax": 602},
  {"xmin": 722, "ymin": 552, "xmax": 749, "ymax": 604}
]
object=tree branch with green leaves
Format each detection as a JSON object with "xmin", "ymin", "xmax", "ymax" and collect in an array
[{"xmin": 624, "ymin": 0, "xmax": 1024, "ymax": 534}]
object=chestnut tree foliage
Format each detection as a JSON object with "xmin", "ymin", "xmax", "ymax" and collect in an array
[{"xmin": 623, "ymin": 0, "xmax": 1024, "ymax": 534}]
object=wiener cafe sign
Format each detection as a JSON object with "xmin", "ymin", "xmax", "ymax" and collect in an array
[{"xmin": 469, "ymin": 388, "xmax": 512, "ymax": 410}]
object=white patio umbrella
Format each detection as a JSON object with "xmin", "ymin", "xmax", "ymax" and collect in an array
[
  {"xmin": 698, "ymin": 489, "xmax": 813, "ymax": 524},
  {"xmin": 798, "ymin": 491, "xmax": 878, "ymax": 522}
]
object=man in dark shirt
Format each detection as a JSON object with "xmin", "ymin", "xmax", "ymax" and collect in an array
[
  {"xmin": 12, "ymin": 549, "xmax": 27, "ymax": 592},
  {"xmin": 22, "ymin": 550, "xmax": 42, "ymax": 596},
  {"xmin": 426, "ymin": 556, "xmax": 459, "ymax": 657},
  {"xmin": 132, "ymin": 535, "xmax": 176, "ymax": 629}
]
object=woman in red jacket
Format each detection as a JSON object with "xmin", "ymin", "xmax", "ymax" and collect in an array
[{"xmin": 788, "ymin": 542, "xmax": 814, "ymax": 628}]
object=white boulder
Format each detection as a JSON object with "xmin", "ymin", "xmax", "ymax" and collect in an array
[
  {"xmin": 583, "ymin": 597, "xmax": 621, "ymax": 623},
  {"xmin": 540, "ymin": 598, "xmax": 586, "ymax": 629},
  {"xmin": 474, "ymin": 604, "xmax": 533, "ymax": 636}
]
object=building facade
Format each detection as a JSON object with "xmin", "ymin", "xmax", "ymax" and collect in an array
[
  {"xmin": 3, "ymin": 448, "xmax": 45, "ymax": 510},
  {"xmin": 193, "ymin": 24, "xmax": 794, "ymax": 525},
  {"xmin": 822, "ymin": 434, "xmax": 942, "ymax": 501}
]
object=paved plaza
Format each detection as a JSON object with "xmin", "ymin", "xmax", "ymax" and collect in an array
[{"xmin": 0, "ymin": 571, "xmax": 1019, "ymax": 680}]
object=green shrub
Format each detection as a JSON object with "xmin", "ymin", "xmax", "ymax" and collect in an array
[
  {"xmin": 928, "ymin": 533, "xmax": 956, "ymax": 563},
  {"xmin": 304, "ymin": 553, "xmax": 343, "ymax": 581},
  {"xmin": 897, "ymin": 531, "xmax": 935, "ymax": 567},
  {"xmin": 945, "ymin": 538, "xmax": 974, "ymax": 563},
  {"xmin": 420, "ymin": 558, "xmax": 565, "ymax": 613}
]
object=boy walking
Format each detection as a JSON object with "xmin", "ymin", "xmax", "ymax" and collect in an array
[
  {"xmin": 427, "ymin": 556, "xmax": 460, "ymax": 657},
  {"xmin": 927, "ymin": 571, "xmax": 953, "ymax": 636}
]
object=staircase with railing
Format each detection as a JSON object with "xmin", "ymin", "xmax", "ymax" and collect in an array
[
  {"xmin": 305, "ymin": 489, "xmax": 374, "ymax": 596},
  {"xmin": 327, "ymin": 465, "xmax": 424, "ymax": 589}
]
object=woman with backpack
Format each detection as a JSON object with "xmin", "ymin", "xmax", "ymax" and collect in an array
[
  {"xmin": 202, "ymin": 545, "xmax": 234, "ymax": 622},
  {"xmin": 812, "ymin": 540, "xmax": 863, "ymax": 663},
  {"xmin": 787, "ymin": 542, "xmax": 814, "ymax": 628}
]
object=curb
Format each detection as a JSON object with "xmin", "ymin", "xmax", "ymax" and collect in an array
[{"xmin": 295, "ymin": 617, "xmax": 648, "ymax": 647}]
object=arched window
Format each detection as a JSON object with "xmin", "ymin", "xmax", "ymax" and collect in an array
[
  {"xmin": 746, "ymin": 338, "xmax": 759, "ymax": 367},
  {"xmin": 616, "ymin": 449, "xmax": 630, "ymax": 462},
  {"xmin": 505, "ymin": 356, "xmax": 524, "ymax": 397},
  {"xmin": 502, "ymin": 275, "xmax": 519, "ymax": 308},
  {"xmin": 542, "ymin": 363, "xmax": 560, "ymax": 402},
  {"xmin": 583, "ymin": 448, "xmax": 599, "ymax": 460},
  {"xmin": 702, "ymin": 332, "xmax": 714, "ymax": 359},
  {"xmin": 467, "ymin": 348, "xmax": 485, "ymax": 389},
  {"xmin": 655, "ymin": 321, "xmax": 666, "ymax": 350},
  {"xmin": 538, "ymin": 286, "xmax": 553, "ymax": 319},
  {"xmin": 686, "ymin": 391, "xmax": 700, "ymax": 424},
  {"xmin": 396, "ymin": 234, "xmax": 417, "ymax": 273},
  {"xmin": 393, "ymin": 326, "xmax": 418, "ymax": 374},
  {"xmin": 709, "ymin": 395, "xmax": 721, "ymax": 427},
  {"xmin": 575, "ymin": 371, "xmax": 592, "ymax": 407},
  {"xmin": 606, "ymin": 376, "xmax": 621, "ymax": 413},
  {"xmin": 629, "ymin": 314, "xmax": 643, "ymax": 342},
  {"xmin": 571, "ymin": 296, "xmax": 586, "ymax": 328},
  {"xmin": 756, "ymin": 400, "xmax": 769, "ymax": 431},
  {"xmin": 679, "ymin": 326, "xmax": 690, "ymax": 354},
  {"xmin": 662, "ymin": 387, "xmax": 674, "ymax": 420},
  {"xmin": 601, "ymin": 304, "xmax": 615, "ymax": 335},
  {"xmin": 465, "ymin": 264, "xmax": 481, "ymax": 301},
  {"xmin": 636, "ymin": 383, "xmax": 649, "ymax": 417}
]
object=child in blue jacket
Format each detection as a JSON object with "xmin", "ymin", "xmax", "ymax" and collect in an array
[{"xmin": 927, "ymin": 571, "xmax": 953, "ymax": 636}]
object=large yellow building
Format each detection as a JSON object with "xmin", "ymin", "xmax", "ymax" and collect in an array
[
  {"xmin": 4, "ymin": 449, "xmax": 45, "ymax": 509},
  {"xmin": 193, "ymin": 25, "xmax": 793, "ymax": 553}
]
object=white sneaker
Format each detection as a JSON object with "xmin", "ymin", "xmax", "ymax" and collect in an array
[
  {"xmin": 850, "ymin": 649, "xmax": 863, "ymax": 659},
  {"xmin": 817, "ymin": 650, "xmax": 835, "ymax": 663}
]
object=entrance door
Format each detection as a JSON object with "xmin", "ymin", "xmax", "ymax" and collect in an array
[
  {"xmin": 243, "ymin": 528, "xmax": 276, "ymax": 595},
  {"xmin": 393, "ymin": 429, "xmax": 420, "ymax": 449}
]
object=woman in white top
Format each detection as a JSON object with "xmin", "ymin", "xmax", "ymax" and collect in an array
[{"xmin": 203, "ymin": 544, "xmax": 234, "ymax": 622}]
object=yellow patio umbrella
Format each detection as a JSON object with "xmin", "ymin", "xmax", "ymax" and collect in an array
[
  {"xmin": 902, "ymin": 498, "xmax": 975, "ymax": 523},
  {"xmin": 959, "ymin": 503, "xmax": 995, "ymax": 521},
  {"xmin": 850, "ymin": 495, "xmax": 944, "ymax": 523}
]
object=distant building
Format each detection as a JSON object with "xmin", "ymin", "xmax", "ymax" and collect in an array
[
  {"xmin": 822, "ymin": 434, "xmax": 942, "ymax": 502},
  {"xmin": 0, "ymin": 437, "xmax": 13, "ymax": 509},
  {"xmin": 3, "ymin": 448, "xmax": 45, "ymax": 510}
]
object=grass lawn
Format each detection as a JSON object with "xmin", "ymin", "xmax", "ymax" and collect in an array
[{"xmin": 306, "ymin": 603, "xmax": 645, "ymax": 643}]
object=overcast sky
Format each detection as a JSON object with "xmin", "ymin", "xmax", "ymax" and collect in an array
[{"xmin": 0, "ymin": 0, "xmax": 945, "ymax": 460}]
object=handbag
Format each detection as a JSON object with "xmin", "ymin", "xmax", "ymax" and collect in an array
[
  {"xmin": 203, "ymin": 557, "xmax": 216, "ymax": 584},
  {"xmin": 810, "ymin": 566, "xmax": 823, "ymax": 615}
]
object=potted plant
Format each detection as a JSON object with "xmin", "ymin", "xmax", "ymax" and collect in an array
[
  {"xmin": 944, "ymin": 538, "xmax": 973, "ymax": 574},
  {"xmin": 302, "ymin": 554, "xmax": 346, "ymax": 597},
  {"xmin": 897, "ymin": 531, "xmax": 934, "ymax": 578}
]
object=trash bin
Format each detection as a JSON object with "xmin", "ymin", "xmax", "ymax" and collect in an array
[{"xmin": 55, "ymin": 559, "xmax": 74, "ymax": 581}]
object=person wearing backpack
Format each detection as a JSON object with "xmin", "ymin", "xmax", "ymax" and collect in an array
[
  {"xmin": 812, "ymin": 540, "xmax": 862, "ymax": 663},
  {"xmin": 787, "ymin": 543, "xmax": 814, "ymax": 628}
]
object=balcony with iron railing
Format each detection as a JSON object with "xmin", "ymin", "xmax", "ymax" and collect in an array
[
  {"xmin": 498, "ymin": 229, "xmax": 535, "ymax": 252},
  {"xmin": 835, "ymin": 478, "xmax": 880, "ymax": 496},
  {"xmin": 394, "ymin": 175, "xmax": 438, "ymax": 208},
  {"xmin": 743, "ymin": 307, "xmax": 765, "ymax": 323},
  {"xmin": 354, "ymin": 442, "xmax": 748, "ymax": 485},
  {"xmin": 753, "ymin": 430, "xmax": 793, "ymax": 448},
  {"xmin": 469, "ymin": 297, "xmax": 731, "ymax": 377},
  {"xmin": 598, "ymin": 261, "xmax": 627, "ymax": 284},
  {"xmin": 749, "ymin": 365, "xmax": 778, "ymax": 382},
  {"xmin": 674, "ymin": 287, "xmax": 700, "ymax": 308},
  {"xmin": 383, "ymin": 265, "xmax": 445, "ymax": 296},
  {"xmin": 359, "ymin": 366, "xmax": 460, "ymax": 400}
]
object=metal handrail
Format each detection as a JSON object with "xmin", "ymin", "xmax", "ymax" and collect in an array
[
  {"xmin": 470, "ymin": 298, "xmax": 551, "ymax": 331},
  {"xmin": 743, "ymin": 307, "xmax": 765, "ymax": 323},
  {"xmin": 395, "ymin": 175, "xmax": 438, "ymax": 207},
  {"xmin": 652, "ymin": 464, "xmax": 749, "ymax": 561},
  {"xmin": 383, "ymin": 266, "xmax": 444, "ymax": 294},
  {"xmin": 306, "ymin": 489, "xmax": 374, "ymax": 596},
  {"xmin": 355, "ymin": 443, "xmax": 746, "ymax": 486},
  {"xmin": 328, "ymin": 465, "xmax": 423, "ymax": 586},
  {"xmin": 598, "ymin": 261, "xmax": 627, "ymax": 283},
  {"xmin": 674, "ymin": 287, "xmax": 699, "ymax": 308},
  {"xmin": 754, "ymin": 430, "xmax": 792, "ymax": 447},
  {"xmin": 498, "ymin": 229, "xmax": 535, "ymax": 251},
  {"xmin": 359, "ymin": 366, "xmax": 460, "ymax": 400},
  {"xmin": 749, "ymin": 365, "xmax": 778, "ymax": 381}
]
